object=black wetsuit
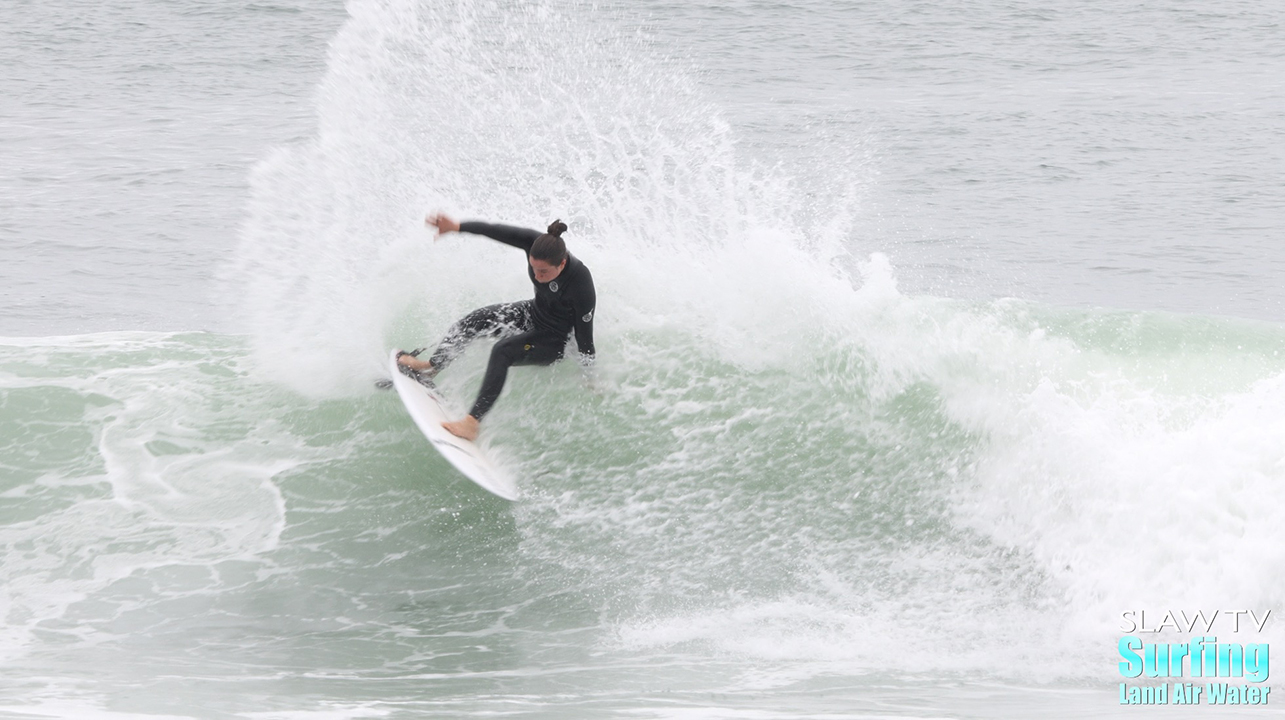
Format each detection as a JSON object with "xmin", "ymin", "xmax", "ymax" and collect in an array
[{"xmin": 426, "ymin": 221, "xmax": 596, "ymax": 420}]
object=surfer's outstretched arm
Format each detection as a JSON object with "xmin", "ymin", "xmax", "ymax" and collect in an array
[
  {"xmin": 459, "ymin": 221, "xmax": 540, "ymax": 252},
  {"xmin": 425, "ymin": 213, "xmax": 541, "ymax": 252}
]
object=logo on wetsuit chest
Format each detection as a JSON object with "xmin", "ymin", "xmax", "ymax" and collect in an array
[{"xmin": 549, "ymin": 281, "xmax": 559, "ymax": 292}]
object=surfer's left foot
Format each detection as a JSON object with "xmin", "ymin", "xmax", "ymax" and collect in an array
[
  {"xmin": 398, "ymin": 354, "xmax": 433, "ymax": 372},
  {"xmin": 442, "ymin": 415, "xmax": 480, "ymax": 441}
]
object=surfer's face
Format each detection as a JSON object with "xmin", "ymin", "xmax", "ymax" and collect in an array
[{"xmin": 529, "ymin": 256, "xmax": 566, "ymax": 284}]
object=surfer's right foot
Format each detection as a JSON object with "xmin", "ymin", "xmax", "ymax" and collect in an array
[{"xmin": 442, "ymin": 415, "xmax": 480, "ymax": 442}]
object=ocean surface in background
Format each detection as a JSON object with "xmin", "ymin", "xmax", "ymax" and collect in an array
[{"xmin": 3, "ymin": 0, "xmax": 1284, "ymax": 718}]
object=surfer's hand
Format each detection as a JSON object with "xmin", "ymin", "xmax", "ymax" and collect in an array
[
  {"xmin": 582, "ymin": 369, "xmax": 604, "ymax": 397},
  {"xmin": 425, "ymin": 213, "xmax": 459, "ymax": 237}
]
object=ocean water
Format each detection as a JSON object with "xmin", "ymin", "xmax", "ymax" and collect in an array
[{"xmin": 3, "ymin": 0, "xmax": 1284, "ymax": 718}]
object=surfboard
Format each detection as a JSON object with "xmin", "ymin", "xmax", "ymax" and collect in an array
[{"xmin": 387, "ymin": 349, "xmax": 519, "ymax": 501}]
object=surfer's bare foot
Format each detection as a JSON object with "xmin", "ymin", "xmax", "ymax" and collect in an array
[
  {"xmin": 442, "ymin": 415, "xmax": 479, "ymax": 441},
  {"xmin": 398, "ymin": 354, "xmax": 433, "ymax": 372}
]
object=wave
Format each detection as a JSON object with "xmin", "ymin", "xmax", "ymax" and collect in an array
[
  {"xmin": 5, "ymin": 0, "xmax": 1284, "ymax": 688},
  {"xmin": 4, "ymin": 293, "xmax": 1283, "ymax": 680}
]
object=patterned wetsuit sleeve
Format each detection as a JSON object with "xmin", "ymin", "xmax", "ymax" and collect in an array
[
  {"xmin": 458, "ymin": 221, "xmax": 540, "ymax": 252},
  {"xmin": 572, "ymin": 268, "xmax": 597, "ymax": 363}
]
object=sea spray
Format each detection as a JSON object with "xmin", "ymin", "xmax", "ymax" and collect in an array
[{"xmin": 227, "ymin": 0, "xmax": 871, "ymax": 397}]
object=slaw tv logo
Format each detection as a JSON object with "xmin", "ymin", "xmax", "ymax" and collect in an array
[{"xmin": 1118, "ymin": 610, "xmax": 1272, "ymax": 706}]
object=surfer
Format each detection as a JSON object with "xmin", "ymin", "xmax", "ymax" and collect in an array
[{"xmin": 397, "ymin": 214, "xmax": 596, "ymax": 441}]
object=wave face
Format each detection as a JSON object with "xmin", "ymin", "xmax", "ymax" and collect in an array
[
  {"xmin": 4, "ymin": 0, "xmax": 1285, "ymax": 716},
  {"xmin": 5, "ymin": 310, "xmax": 1284, "ymax": 714}
]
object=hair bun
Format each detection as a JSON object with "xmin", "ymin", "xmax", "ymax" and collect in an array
[{"xmin": 547, "ymin": 219, "xmax": 568, "ymax": 237}]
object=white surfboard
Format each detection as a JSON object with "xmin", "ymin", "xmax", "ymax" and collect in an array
[{"xmin": 387, "ymin": 349, "xmax": 519, "ymax": 501}]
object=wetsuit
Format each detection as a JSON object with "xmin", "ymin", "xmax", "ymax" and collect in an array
[{"xmin": 425, "ymin": 221, "xmax": 596, "ymax": 420}]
